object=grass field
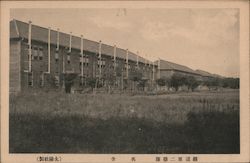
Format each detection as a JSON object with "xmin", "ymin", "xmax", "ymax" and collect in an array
[{"xmin": 9, "ymin": 89, "xmax": 239, "ymax": 153}]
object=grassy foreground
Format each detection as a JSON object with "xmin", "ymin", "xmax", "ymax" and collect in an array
[{"xmin": 9, "ymin": 90, "xmax": 239, "ymax": 153}]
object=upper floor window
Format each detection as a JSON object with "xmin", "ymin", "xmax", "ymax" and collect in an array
[
  {"xmin": 55, "ymin": 51, "xmax": 59, "ymax": 63},
  {"xmin": 33, "ymin": 47, "xmax": 38, "ymax": 60},
  {"xmin": 80, "ymin": 55, "xmax": 89, "ymax": 66},
  {"xmin": 26, "ymin": 45, "xmax": 43, "ymax": 61},
  {"xmin": 38, "ymin": 48, "xmax": 43, "ymax": 60},
  {"xmin": 98, "ymin": 58, "xmax": 105, "ymax": 68},
  {"xmin": 27, "ymin": 46, "xmax": 33, "ymax": 60},
  {"xmin": 28, "ymin": 72, "xmax": 33, "ymax": 87}
]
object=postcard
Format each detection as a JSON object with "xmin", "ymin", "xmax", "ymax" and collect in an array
[{"xmin": 1, "ymin": 1, "xmax": 249, "ymax": 163}]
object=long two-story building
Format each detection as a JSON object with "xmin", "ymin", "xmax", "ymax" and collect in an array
[
  {"xmin": 10, "ymin": 19, "xmax": 219, "ymax": 94},
  {"xmin": 10, "ymin": 19, "xmax": 157, "ymax": 93}
]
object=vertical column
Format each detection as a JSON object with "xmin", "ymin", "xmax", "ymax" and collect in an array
[
  {"xmin": 98, "ymin": 40, "xmax": 102, "ymax": 79},
  {"xmin": 66, "ymin": 32, "xmax": 72, "ymax": 73},
  {"xmin": 62, "ymin": 51, "xmax": 65, "ymax": 73},
  {"xmin": 56, "ymin": 28, "xmax": 60, "ymax": 85},
  {"xmin": 126, "ymin": 49, "xmax": 129, "ymax": 79},
  {"xmin": 28, "ymin": 21, "xmax": 32, "ymax": 72},
  {"xmin": 158, "ymin": 58, "xmax": 161, "ymax": 79},
  {"xmin": 56, "ymin": 28, "xmax": 60, "ymax": 51},
  {"xmin": 47, "ymin": 27, "xmax": 51, "ymax": 73},
  {"xmin": 148, "ymin": 55, "xmax": 151, "ymax": 82},
  {"xmin": 136, "ymin": 51, "xmax": 139, "ymax": 69},
  {"xmin": 69, "ymin": 32, "xmax": 72, "ymax": 53},
  {"xmin": 152, "ymin": 61, "xmax": 155, "ymax": 81},
  {"xmin": 80, "ymin": 35, "xmax": 84, "ymax": 81},
  {"xmin": 144, "ymin": 54, "xmax": 147, "ymax": 79}
]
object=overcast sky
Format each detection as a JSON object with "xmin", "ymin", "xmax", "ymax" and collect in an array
[{"xmin": 10, "ymin": 8, "xmax": 239, "ymax": 77}]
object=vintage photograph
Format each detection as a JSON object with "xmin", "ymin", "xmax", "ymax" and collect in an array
[{"xmin": 8, "ymin": 7, "xmax": 241, "ymax": 155}]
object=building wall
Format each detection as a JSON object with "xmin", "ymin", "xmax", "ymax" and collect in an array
[
  {"xmin": 159, "ymin": 70, "xmax": 174, "ymax": 79},
  {"xmin": 9, "ymin": 40, "xmax": 21, "ymax": 93},
  {"xmin": 13, "ymin": 39, "xmax": 156, "ymax": 93}
]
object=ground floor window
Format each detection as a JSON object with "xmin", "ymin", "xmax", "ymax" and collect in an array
[
  {"xmin": 55, "ymin": 75, "xmax": 60, "ymax": 87},
  {"xmin": 67, "ymin": 53, "xmax": 71, "ymax": 64}
]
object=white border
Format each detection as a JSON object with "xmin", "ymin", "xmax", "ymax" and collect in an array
[{"xmin": 1, "ymin": 1, "xmax": 249, "ymax": 163}]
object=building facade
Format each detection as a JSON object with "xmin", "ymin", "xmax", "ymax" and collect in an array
[
  {"xmin": 10, "ymin": 19, "xmax": 157, "ymax": 93},
  {"xmin": 10, "ymin": 19, "xmax": 218, "ymax": 94}
]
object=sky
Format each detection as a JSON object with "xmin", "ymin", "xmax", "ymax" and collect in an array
[{"xmin": 10, "ymin": 8, "xmax": 239, "ymax": 77}]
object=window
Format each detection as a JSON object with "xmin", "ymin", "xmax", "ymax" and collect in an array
[
  {"xmin": 28, "ymin": 72, "xmax": 33, "ymax": 86},
  {"xmin": 85, "ymin": 57, "xmax": 89, "ymax": 66},
  {"xmin": 27, "ymin": 46, "xmax": 33, "ymax": 60},
  {"xmin": 79, "ymin": 61, "xmax": 83, "ymax": 72},
  {"xmin": 55, "ymin": 75, "xmax": 59, "ymax": 87},
  {"xmin": 97, "ymin": 59, "xmax": 100, "ymax": 68},
  {"xmin": 97, "ymin": 58, "xmax": 105, "ymax": 68},
  {"xmin": 55, "ymin": 51, "xmax": 59, "ymax": 63},
  {"xmin": 102, "ymin": 60, "xmax": 106, "ymax": 68},
  {"xmin": 25, "ymin": 44, "xmax": 31, "ymax": 60},
  {"xmin": 33, "ymin": 47, "xmax": 38, "ymax": 60},
  {"xmin": 83, "ymin": 57, "xmax": 86, "ymax": 66},
  {"xmin": 67, "ymin": 53, "xmax": 71, "ymax": 64},
  {"xmin": 80, "ymin": 55, "xmax": 89, "ymax": 67},
  {"xmin": 39, "ymin": 72, "xmax": 44, "ymax": 87},
  {"xmin": 38, "ymin": 48, "xmax": 43, "ymax": 60}
]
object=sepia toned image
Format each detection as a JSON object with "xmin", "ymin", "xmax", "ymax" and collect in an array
[
  {"xmin": 9, "ymin": 7, "xmax": 240, "ymax": 153},
  {"xmin": 1, "ymin": 1, "xmax": 249, "ymax": 163}
]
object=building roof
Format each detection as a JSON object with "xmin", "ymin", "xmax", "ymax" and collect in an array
[
  {"xmin": 157, "ymin": 60, "xmax": 200, "ymax": 75},
  {"xmin": 10, "ymin": 19, "xmax": 150, "ymax": 64},
  {"xmin": 195, "ymin": 69, "xmax": 213, "ymax": 77}
]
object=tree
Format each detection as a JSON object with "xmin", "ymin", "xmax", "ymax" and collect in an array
[
  {"xmin": 63, "ymin": 73, "xmax": 78, "ymax": 93},
  {"xmin": 185, "ymin": 76, "xmax": 199, "ymax": 91},
  {"xmin": 170, "ymin": 73, "xmax": 186, "ymax": 91},
  {"xmin": 222, "ymin": 78, "xmax": 239, "ymax": 89},
  {"xmin": 204, "ymin": 77, "xmax": 223, "ymax": 90},
  {"xmin": 156, "ymin": 78, "xmax": 166, "ymax": 87},
  {"xmin": 138, "ymin": 79, "xmax": 148, "ymax": 91}
]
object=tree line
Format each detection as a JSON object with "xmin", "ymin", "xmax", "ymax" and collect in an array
[
  {"xmin": 60, "ymin": 70, "xmax": 239, "ymax": 93},
  {"xmin": 156, "ymin": 73, "xmax": 239, "ymax": 91}
]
